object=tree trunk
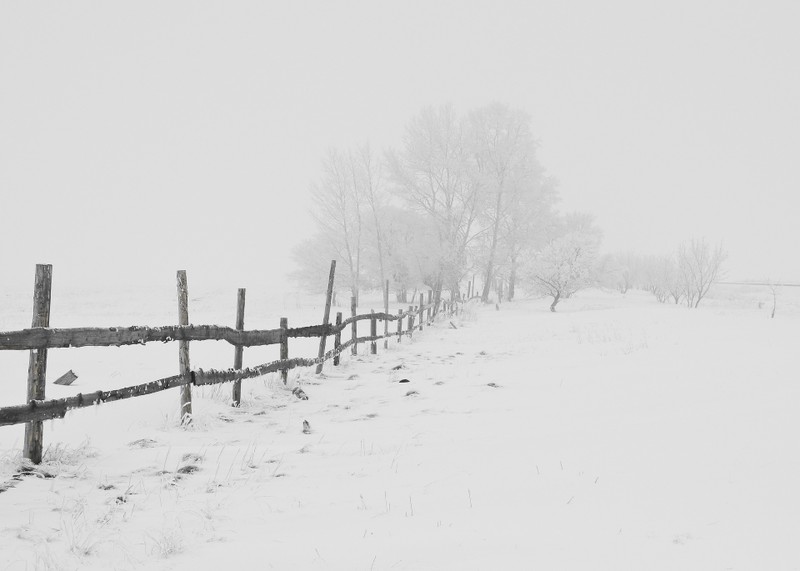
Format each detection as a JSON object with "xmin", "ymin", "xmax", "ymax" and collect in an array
[
  {"xmin": 550, "ymin": 292, "xmax": 560, "ymax": 312},
  {"xmin": 508, "ymin": 258, "xmax": 517, "ymax": 301},
  {"xmin": 481, "ymin": 185, "xmax": 505, "ymax": 303}
]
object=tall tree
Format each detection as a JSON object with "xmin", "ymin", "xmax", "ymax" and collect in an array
[
  {"xmin": 387, "ymin": 104, "xmax": 482, "ymax": 300},
  {"xmin": 307, "ymin": 148, "xmax": 365, "ymax": 302},
  {"xmin": 468, "ymin": 103, "xmax": 541, "ymax": 302}
]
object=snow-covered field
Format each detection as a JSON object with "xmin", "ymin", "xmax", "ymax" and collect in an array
[{"xmin": 1, "ymin": 284, "xmax": 799, "ymax": 570}]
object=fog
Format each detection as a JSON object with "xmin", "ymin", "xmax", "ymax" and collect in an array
[{"xmin": 2, "ymin": 1, "xmax": 798, "ymax": 294}]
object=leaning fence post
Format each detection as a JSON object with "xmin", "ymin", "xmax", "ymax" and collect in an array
[
  {"xmin": 383, "ymin": 280, "xmax": 390, "ymax": 350},
  {"xmin": 370, "ymin": 310, "xmax": 377, "ymax": 355},
  {"xmin": 177, "ymin": 270, "xmax": 192, "ymax": 425},
  {"xmin": 280, "ymin": 317, "xmax": 289, "ymax": 385},
  {"xmin": 351, "ymin": 296, "xmax": 358, "ymax": 356},
  {"xmin": 408, "ymin": 305, "xmax": 414, "ymax": 338},
  {"xmin": 23, "ymin": 263, "xmax": 52, "ymax": 465},
  {"xmin": 334, "ymin": 312, "xmax": 342, "ymax": 366},
  {"xmin": 419, "ymin": 293, "xmax": 425, "ymax": 331},
  {"xmin": 316, "ymin": 260, "xmax": 336, "ymax": 374},
  {"xmin": 232, "ymin": 288, "xmax": 246, "ymax": 407}
]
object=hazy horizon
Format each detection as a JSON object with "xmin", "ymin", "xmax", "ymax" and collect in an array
[{"xmin": 2, "ymin": 1, "xmax": 799, "ymax": 292}]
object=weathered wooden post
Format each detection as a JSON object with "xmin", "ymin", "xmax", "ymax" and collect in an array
[
  {"xmin": 333, "ymin": 312, "xmax": 342, "ymax": 365},
  {"xmin": 408, "ymin": 305, "xmax": 414, "ymax": 338},
  {"xmin": 427, "ymin": 290, "xmax": 432, "ymax": 323},
  {"xmin": 232, "ymin": 288, "xmax": 246, "ymax": 407},
  {"xmin": 23, "ymin": 263, "xmax": 52, "ymax": 465},
  {"xmin": 419, "ymin": 293, "xmax": 425, "ymax": 331},
  {"xmin": 351, "ymin": 295, "xmax": 358, "ymax": 356},
  {"xmin": 370, "ymin": 310, "xmax": 377, "ymax": 355},
  {"xmin": 280, "ymin": 317, "xmax": 289, "ymax": 385},
  {"xmin": 316, "ymin": 260, "xmax": 337, "ymax": 374},
  {"xmin": 396, "ymin": 308, "xmax": 403, "ymax": 342},
  {"xmin": 177, "ymin": 270, "xmax": 192, "ymax": 425},
  {"xmin": 383, "ymin": 280, "xmax": 390, "ymax": 350}
]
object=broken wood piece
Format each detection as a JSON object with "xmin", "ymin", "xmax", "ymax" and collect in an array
[{"xmin": 54, "ymin": 370, "xmax": 78, "ymax": 386}]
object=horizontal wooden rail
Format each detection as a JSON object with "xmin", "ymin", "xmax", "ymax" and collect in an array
[
  {"xmin": 0, "ymin": 375, "xmax": 190, "ymax": 427},
  {"xmin": 0, "ymin": 309, "xmax": 426, "ymax": 352},
  {"xmin": 0, "ymin": 330, "xmax": 398, "ymax": 426},
  {"xmin": 0, "ymin": 295, "xmax": 459, "ymax": 427}
]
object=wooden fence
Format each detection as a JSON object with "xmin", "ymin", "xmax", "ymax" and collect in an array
[{"xmin": 0, "ymin": 263, "xmax": 461, "ymax": 464}]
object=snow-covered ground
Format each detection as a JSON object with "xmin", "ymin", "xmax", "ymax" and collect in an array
[{"xmin": 1, "ymin": 285, "xmax": 799, "ymax": 570}]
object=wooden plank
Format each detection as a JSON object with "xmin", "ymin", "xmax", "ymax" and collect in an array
[
  {"xmin": 0, "ymin": 324, "xmax": 284, "ymax": 350},
  {"xmin": 1, "ymin": 374, "xmax": 189, "ymax": 426},
  {"xmin": 316, "ymin": 260, "xmax": 337, "ymax": 374},
  {"xmin": 177, "ymin": 270, "xmax": 192, "ymax": 425},
  {"xmin": 280, "ymin": 317, "xmax": 289, "ymax": 384},
  {"xmin": 383, "ymin": 280, "xmax": 389, "ymax": 350},
  {"xmin": 231, "ymin": 288, "xmax": 246, "ymax": 407},
  {"xmin": 396, "ymin": 308, "xmax": 403, "ymax": 342},
  {"xmin": 350, "ymin": 296, "xmax": 357, "ymax": 356},
  {"xmin": 370, "ymin": 310, "xmax": 377, "ymax": 355},
  {"xmin": 427, "ymin": 290, "xmax": 433, "ymax": 324},
  {"xmin": 23, "ymin": 264, "xmax": 52, "ymax": 464},
  {"xmin": 1, "ymin": 326, "xmax": 402, "ymax": 428},
  {"xmin": 419, "ymin": 294, "xmax": 425, "ymax": 331},
  {"xmin": 53, "ymin": 370, "xmax": 78, "ymax": 386},
  {"xmin": 333, "ymin": 312, "xmax": 342, "ymax": 366}
]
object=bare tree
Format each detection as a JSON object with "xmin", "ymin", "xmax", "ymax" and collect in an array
[
  {"xmin": 677, "ymin": 238, "xmax": 727, "ymax": 308},
  {"xmin": 468, "ymin": 103, "xmax": 541, "ymax": 303},
  {"xmin": 767, "ymin": 280, "xmax": 779, "ymax": 318},
  {"xmin": 303, "ymin": 149, "xmax": 365, "ymax": 303},
  {"xmin": 387, "ymin": 104, "xmax": 482, "ymax": 300}
]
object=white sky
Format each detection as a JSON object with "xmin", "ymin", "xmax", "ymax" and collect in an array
[{"xmin": 2, "ymin": 0, "xmax": 799, "ymax": 293}]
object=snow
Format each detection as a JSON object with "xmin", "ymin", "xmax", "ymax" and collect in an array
[{"xmin": 1, "ymin": 285, "xmax": 799, "ymax": 569}]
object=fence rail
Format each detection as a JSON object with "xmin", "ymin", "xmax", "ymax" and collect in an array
[
  {"xmin": 0, "ymin": 312, "xmax": 408, "ymax": 352},
  {"xmin": 0, "ymin": 263, "xmax": 463, "ymax": 458}
]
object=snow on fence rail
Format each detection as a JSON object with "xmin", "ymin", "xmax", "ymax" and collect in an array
[{"xmin": 0, "ymin": 263, "xmax": 461, "ymax": 464}]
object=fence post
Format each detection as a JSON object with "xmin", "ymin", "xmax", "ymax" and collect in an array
[
  {"xmin": 383, "ymin": 280, "xmax": 390, "ymax": 350},
  {"xmin": 427, "ymin": 290, "xmax": 432, "ymax": 324},
  {"xmin": 396, "ymin": 308, "xmax": 403, "ymax": 342},
  {"xmin": 316, "ymin": 260, "xmax": 336, "ymax": 374},
  {"xmin": 419, "ymin": 293, "xmax": 425, "ymax": 331},
  {"xmin": 408, "ymin": 305, "xmax": 414, "ymax": 338},
  {"xmin": 23, "ymin": 263, "xmax": 52, "ymax": 465},
  {"xmin": 334, "ymin": 312, "xmax": 342, "ymax": 365},
  {"xmin": 351, "ymin": 296, "xmax": 358, "ymax": 356},
  {"xmin": 232, "ymin": 288, "xmax": 246, "ymax": 407},
  {"xmin": 280, "ymin": 317, "xmax": 289, "ymax": 385},
  {"xmin": 370, "ymin": 310, "xmax": 377, "ymax": 355},
  {"xmin": 177, "ymin": 270, "xmax": 192, "ymax": 425}
]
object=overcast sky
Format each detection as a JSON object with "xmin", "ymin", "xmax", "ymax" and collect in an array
[{"xmin": 2, "ymin": 0, "xmax": 798, "ymax": 293}]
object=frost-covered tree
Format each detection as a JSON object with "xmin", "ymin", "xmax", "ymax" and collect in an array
[
  {"xmin": 468, "ymin": 103, "xmax": 545, "ymax": 303},
  {"xmin": 387, "ymin": 105, "xmax": 482, "ymax": 300},
  {"xmin": 293, "ymin": 148, "xmax": 366, "ymax": 303},
  {"xmin": 677, "ymin": 238, "xmax": 727, "ymax": 308},
  {"xmin": 525, "ymin": 228, "xmax": 601, "ymax": 311}
]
